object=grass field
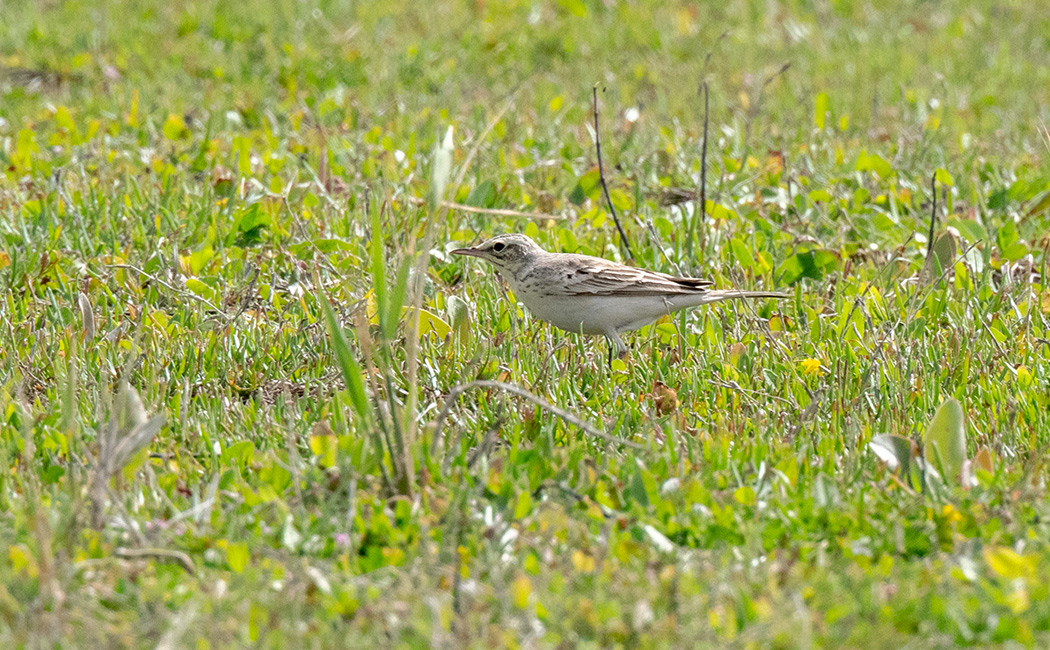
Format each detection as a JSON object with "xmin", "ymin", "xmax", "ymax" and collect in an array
[{"xmin": 2, "ymin": 0, "xmax": 1050, "ymax": 647}]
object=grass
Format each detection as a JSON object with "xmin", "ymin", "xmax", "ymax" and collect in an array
[{"xmin": 1, "ymin": 0, "xmax": 1050, "ymax": 647}]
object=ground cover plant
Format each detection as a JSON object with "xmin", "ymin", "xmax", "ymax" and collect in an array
[{"xmin": 2, "ymin": 0, "xmax": 1050, "ymax": 647}]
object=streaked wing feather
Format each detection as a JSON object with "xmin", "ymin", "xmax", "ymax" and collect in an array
[{"xmin": 560, "ymin": 262, "xmax": 713, "ymax": 297}]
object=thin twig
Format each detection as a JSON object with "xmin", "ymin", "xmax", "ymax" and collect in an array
[
  {"xmin": 698, "ymin": 81, "xmax": 710, "ymax": 263},
  {"xmin": 592, "ymin": 84, "xmax": 633, "ymax": 260},
  {"xmin": 926, "ymin": 172, "xmax": 937, "ymax": 265},
  {"xmin": 739, "ymin": 62, "xmax": 791, "ymax": 170},
  {"xmin": 431, "ymin": 379, "xmax": 643, "ymax": 467},
  {"xmin": 441, "ymin": 201, "xmax": 566, "ymax": 221},
  {"xmin": 108, "ymin": 264, "xmax": 226, "ymax": 316},
  {"xmin": 979, "ymin": 317, "xmax": 1008, "ymax": 358},
  {"xmin": 113, "ymin": 547, "xmax": 196, "ymax": 575}
]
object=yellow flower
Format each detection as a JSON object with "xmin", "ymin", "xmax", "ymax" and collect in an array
[{"xmin": 801, "ymin": 358, "xmax": 823, "ymax": 377}]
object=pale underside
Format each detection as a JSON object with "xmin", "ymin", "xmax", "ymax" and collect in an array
[{"xmin": 496, "ymin": 253, "xmax": 783, "ymax": 354}]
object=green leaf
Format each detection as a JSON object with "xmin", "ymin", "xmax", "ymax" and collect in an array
[
  {"xmin": 626, "ymin": 468, "xmax": 650, "ymax": 508},
  {"xmin": 185, "ymin": 278, "xmax": 218, "ymax": 302},
  {"xmin": 226, "ymin": 542, "xmax": 250, "ymax": 573},
  {"xmin": 934, "ymin": 168, "xmax": 954, "ymax": 187},
  {"xmin": 609, "ymin": 188, "xmax": 632, "ymax": 211},
  {"xmin": 814, "ymin": 92, "xmax": 829, "ymax": 130},
  {"xmin": 320, "ymin": 294, "xmax": 370, "ymax": 422},
  {"xmin": 513, "ymin": 490, "xmax": 531, "ymax": 519},
  {"xmin": 776, "ymin": 249, "xmax": 840, "ymax": 284},
  {"xmin": 222, "ymin": 440, "xmax": 255, "ymax": 467},
  {"xmin": 466, "ymin": 179, "xmax": 497, "ymax": 208},
  {"xmin": 556, "ymin": 0, "xmax": 587, "ymax": 17},
  {"xmin": 733, "ymin": 486, "xmax": 756, "ymax": 506},
  {"xmin": 730, "ymin": 237, "xmax": 755, "ymax": 270},
  {"xmin": 162, "ymin": 113, "xmax": 187, "ymax": 140},
  {"xmin": 234, "ymin": 203, "xmax": 269, "ymax": 246},
  {"xmin": 948, "ymin": 218, "xmax": 986, "ymax": 244},
  {"xmin": 855, "ymin": 151, "xmax": 893, "ymax": 178},
  {"xmin": 568, "ymin": 169, "xmax": 601, "ymax": 205},
  {"xmin": 808, "ymin": 189, "xmax": 833, "ymax": 203},
  {"xmin": 922, "ymin": 398, "xmax": 967, "ymax": 485}
]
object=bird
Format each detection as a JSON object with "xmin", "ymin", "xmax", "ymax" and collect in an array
[{"xmin": 452, "ymin": 233, "xmax": 788, "ymax": 360}]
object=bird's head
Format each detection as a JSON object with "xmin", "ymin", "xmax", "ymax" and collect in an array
[{"xmin": 451, "ymin": 233, "xmax": 544, "ymax": 275}]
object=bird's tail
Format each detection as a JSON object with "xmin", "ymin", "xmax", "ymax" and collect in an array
[{"xmin": 703, "ymin": 290, "xmax": 790, "ymax": 303}]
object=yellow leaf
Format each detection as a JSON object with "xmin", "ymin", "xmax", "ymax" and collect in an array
[
  {"xmin": 814, "ymin": 92, "xmax": 828, "ymax": 130},
  {"xmin": 984, "ymin": 546, "xmax": 1035, "ymax": 580},
  {"xmin": 510, "ymin": 574, "xmax": 531, "ymax": 609},
  {"xmin": 405, "ymin": 307, "xmax": 451, "ymax": 339},
  {"xmin": 1006, "ymin": 586, "xmax": 1030, "ymax": 614},
  {"xmin": 309, "ymin": 433, "xmax": 338, "ymax": 467},
  {"xmin": 974, "ymin": 446, "xmax": 994, "ymax": 473},
  {"xmin": 1016, "ymin": 365, "xmax": 1033, "ymax": 387},
  {"xmin": 571, "ymin": 550, "xmax": 595, "ymax": 573},
  {"xmin": 8, "ymin": 545, "xmax": 37, "ymax": 577},
  {"xmin": 365, "ymin": 290, "xmax": 379, "ymax": 325}
]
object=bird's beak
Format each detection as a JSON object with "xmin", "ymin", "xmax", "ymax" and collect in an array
[{"xmin": 451, "ymin": 246, "xmax": 484, "ymax": 258}]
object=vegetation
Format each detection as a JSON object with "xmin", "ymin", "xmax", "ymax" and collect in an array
[{"xmin": 1, "ymin": 0, "xmax": 1049, "ymax": 646}]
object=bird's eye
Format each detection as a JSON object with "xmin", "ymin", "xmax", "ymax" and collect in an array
[{"xmin": 492, "ymin": 242, "xmax": 506, "ymax": 253}]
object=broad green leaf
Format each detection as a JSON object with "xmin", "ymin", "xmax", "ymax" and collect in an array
[
  {"xmin": 776, "ymin": 249, "xmax": 840, "ymax": 284},
  {"xmin": 856, "ymin": 150, "xmax": 893, "ymax": 178},
  {"xmin": 181, "ymin": 246, "xmax": 214, "ymax": 275},
  {"xmin": 513, "ymin": 490, "xmax": 531, "ymax": 519},
  {"xmin": 922, "ymin": 398, "xmax": 966, "ymax": 485},
  {"xmin": 730, "ymin": 237, "xmax": 755, "ymax": 270},
  {"xmin": 733, "ymin": 486, "xmax": 756, "ymax": 506},
  {"xmin": 405, "ymin": 307, "xmax": 451, "ymax": 339},
  {"xmin": 184, "ymin": 278, "xmax": 218, "ymax": 302},
  {"xmin": 222, "ymin": 440, "xmax": 255, "ymax": 467},
  {"xmin": 808, "ymin": 189, "xmax": 833, "ymax": 203},
  {"xmin": 226, "ymin": 542, "xmax": 250, "ymax": 573},
  {"xmin": 569, "ymin": 169, "xmax": 601, "ymax": 205},
  {"xmin": 948, "ymin": 218, "xmax": 986, "ymax": 244},
  {"xmin": 162, "ymin": 113, "xmax": 187, "ymax": 140},
  {"xmin": 609, "ymin": 188, "xmax": 632, "ymax": 211},
  {"xmin": 466, "ymin": 179, "xmax": 498, "ymax": 208},
  {"xmin": 934, "ymin": 168, "xmax": 954, "ymax": 187},
  {"xmin": 626, "ymin": 468, "xmax": 649, "ymax": 508}
]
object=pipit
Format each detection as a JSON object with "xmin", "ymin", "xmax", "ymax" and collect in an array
[{"xmin": 452, "ymin": 233, "xmax": 788, "ymax": 359}]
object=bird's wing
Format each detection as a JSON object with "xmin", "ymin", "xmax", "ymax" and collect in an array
[{"xmin": 540, "ymin": 255, "xmax": 714, "ymax": 296}]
